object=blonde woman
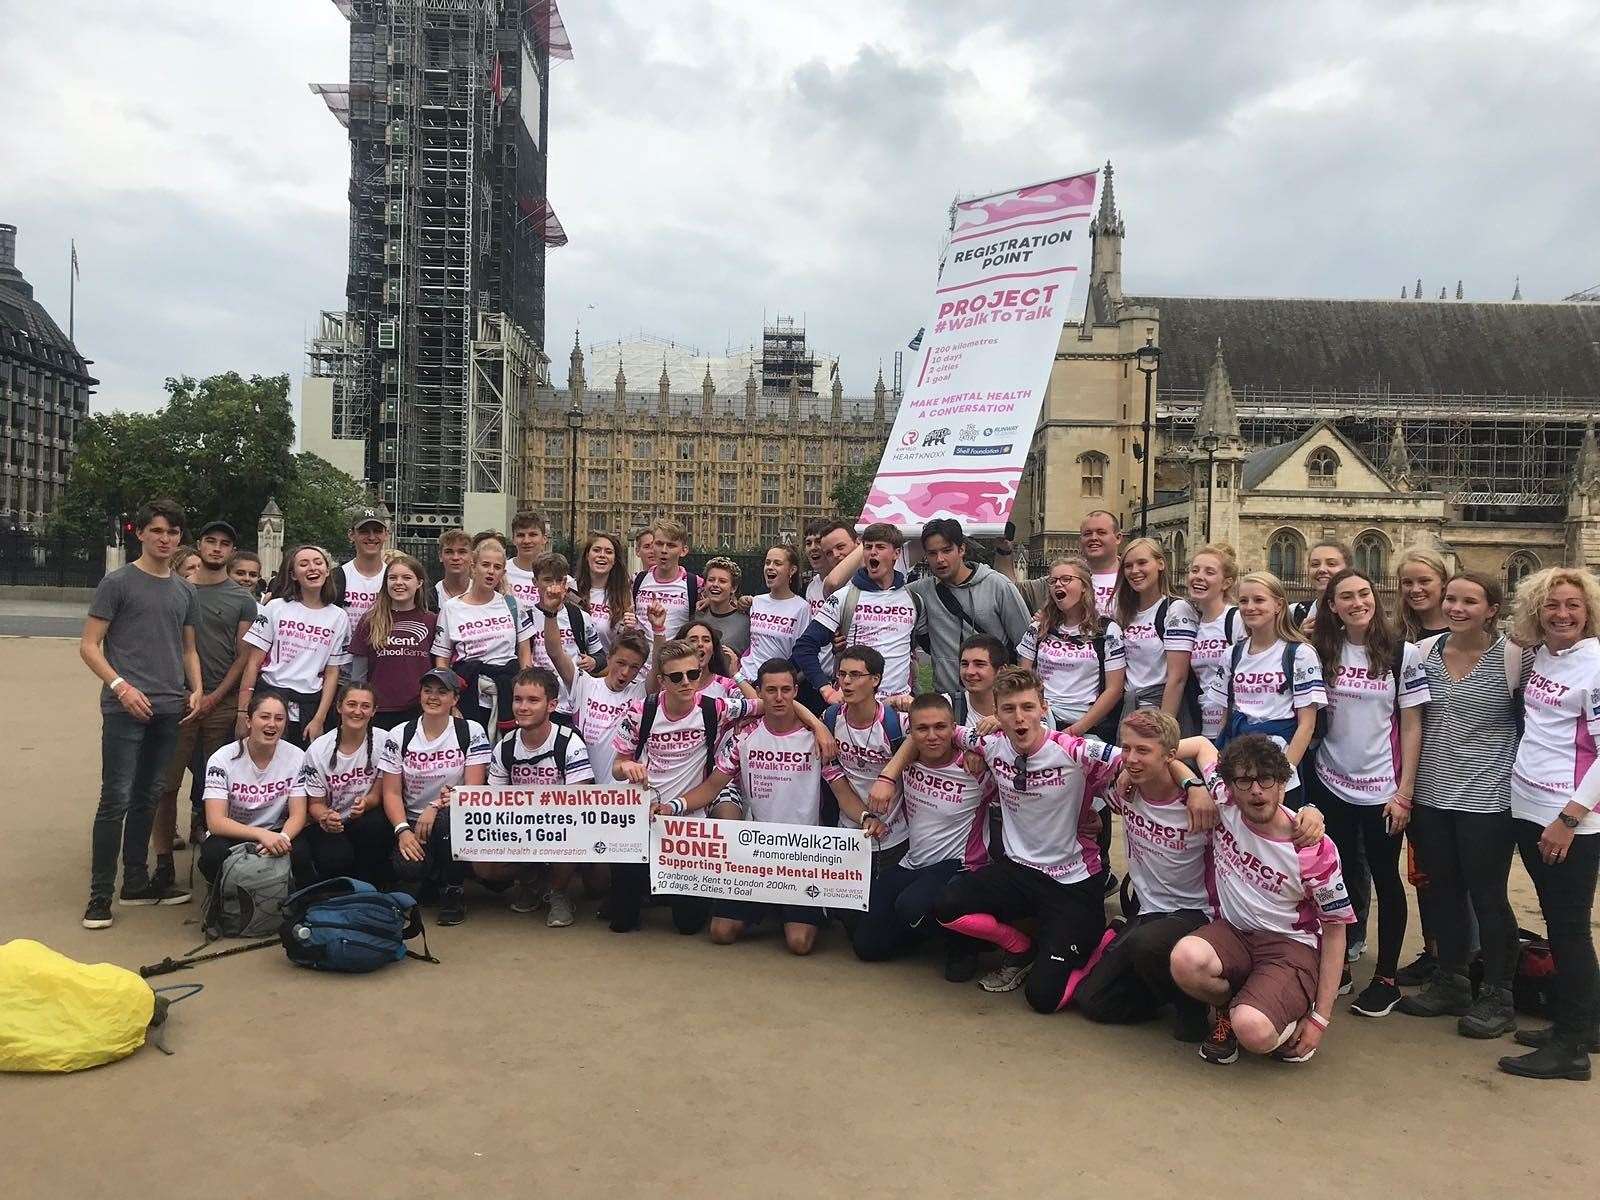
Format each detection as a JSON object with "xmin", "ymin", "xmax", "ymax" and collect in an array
[
  {"xmin": 1112, "ymin": 538, "xmax": 1199, "ymax": 726},
  {"xmin": 1187, "ymin": 543, "xmax": 1243, "ymax": 739},
  {"xmin": 350, "ymin": 552, "xmax": 437, "ymax": 730},
  {"xmin": 1397, "ymin": 547, "xmax": 1451, "ymax": 642},
  {"xmin": 433, "ymin": 535, "xmax": 532, "ymax": 736},
  {"xmin": 1017, "ymin": 557, "xmax": 1125, "ymax": 740},
  {"xmin": 1496, "ymin": 567, "xmax": 1600, "ymax": 1081}
]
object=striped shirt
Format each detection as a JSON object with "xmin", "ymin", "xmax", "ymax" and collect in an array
[{"xmin": 1414, "ymin": 635, "xmax": 1527, "ymax": 814}]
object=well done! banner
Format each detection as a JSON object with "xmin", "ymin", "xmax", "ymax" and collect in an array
[
  {"xmin": 450, "ymin": 784, "xmax": 648, "ymax": 862},
  {"xmin": 649, "ymin": 817, "xmax": 872, "ymax": 911},
  {"xmin": 861, "ymin": 169, "xmax": 1101, "ymax": 535}
]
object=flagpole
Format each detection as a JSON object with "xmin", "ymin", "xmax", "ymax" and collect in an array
[{"xmin": 69, "ymin": 239, "xmax": 76, "ymax": 342}]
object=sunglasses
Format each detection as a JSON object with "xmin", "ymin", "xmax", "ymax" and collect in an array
[
  {"xmin": 663, "ymin": 668, "xmax": 704, "ymax": 684},
  {"xmin": 1012, "ymin": 753, "xmax": 1028, "ymax": 792}
]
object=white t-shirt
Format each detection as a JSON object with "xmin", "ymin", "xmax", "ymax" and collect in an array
[
  {"xmin": 244, "ymin": 599, "xmax": 353, "ymax": 695},
  {"xmin": 1316, "ymin": 641, "xmax": 1431, "ymax": 806},
  {"xmin": 378, "ymin": 718, "xmax": 493, "ymax": 820},
  {"xmin": 940, "ymin": 690, "xmax": 991, "ymax": 733},
  {"xmin": 434, "ymin": 580, "xmax": 469, "ymax": 610},
  {"xmin": 804, "ymin": 574, "xmax": 836, "ymax": 678},
  {"xmin": 1512, "ymin": 639, "xmax": 1600, "ymax": 832},
  {"xmin": 1227, "ymin": 639, "xmax": 1326, "ymax": 791},
  {"xmin": 297, "ymin": 729, "xmax": 382, "ymax": 817},
  {"xmin": 715, "ymin": 719, "xmax": 825, "ymax": 827},
  {"xmin": 586, "ymin": 586, "xmax": 618, "ymax": 652},
  {"xmin": 432, "ymin": 593, "xmax": 532, "ymax": 666},
  {"xmin": 488, "ymin": 724, "xmax": 596, "ymax": 787},
  {"xmin": 528, "ymin": 604, "xmax": 604, "ymax": 712},
  {"xmin": 739, "ymin": 593, "xmax": 814, "ymax": 681},
  {"xmin": 1092, "ymin": 570, "xmax": 1120, "ymax": 618},
  {"xmin": 1105, "ymin": 776, "xmax": 1210, "ymax": 916},
  {"xmin": 953, "ymin": 727, "xmax": 1122, "ymax": 883},
  {"xmin": 203, "ymin": 740, "xmax": 306, "ymax": 830},
  {"xmin": 635, "ymin": 567, "xmax": 696, "ymax": 641},
  {"xmin": 503, "ymin": 559, "xmax": 542, "ymax": 614},
  {"xmin": 613, "ymin": 694, "xmax": 753, "ymax": 804},
  {"xmin": 812, "ymin": 582, "xmax": 919, "ymax": 696},
  {"xmin": 901, "ymin": 753, "xmax": 994, "ymax": 871},
  {"xmin": 338, "ymin": 561, "xmax": 385, "ymax": 632},
  {"xmin": 1191, "ymin": 606, "xmax": 1243, "ymax": 738},
  {"xmin": 1017, "ymin": 620, "xmax": 1126, "ymax": 719},
  {"xmin": 1119, "ymin": 598, "xmax": 1198, "ymax": 692},
  {"xmin": 821, "ymin": 703, "xmax": 909, "ymax": 849}
]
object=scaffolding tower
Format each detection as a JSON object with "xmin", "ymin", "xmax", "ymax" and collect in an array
[{"xmin": 760, "ymin": 316, "xmax": 817, "ymax": 395}]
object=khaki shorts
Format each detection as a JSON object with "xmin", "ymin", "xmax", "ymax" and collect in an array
[{"xmin": 1194, "ymin": 919, "xmax": 1319, "ymax": 1034}]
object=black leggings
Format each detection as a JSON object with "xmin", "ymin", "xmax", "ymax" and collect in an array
[
  {"xmin": 1407, "ymin": 804, "xmax": 1517, "ymax": 988},
  {"xmin": 390, "ymin": 813, "xmax": 467, "ymax": 890},
  {"xmin": 1075, "ymin": 910, "xmax": 1209, "ymax": 1024},
  {"xmin": 1515, "ymin": 820, "xmax": 1599, "ymax": 1042},
  {"xmin": 302, "ymin": 808, "xmax": 395, "ymax": 885},
  {"xmin": 608, "ymin": 862, "xmax": 711, "ymax": 935},
  {"xmin": 852, "ymin": 858, "xmax": 976, "ymax": 962},
  {"xmin": 1311, "ymin": 779, "xmax": 1407, "ymax": 978},
  {"xmin": 198, "ymin": 833, "xmax": 313, "ymax": 890}
]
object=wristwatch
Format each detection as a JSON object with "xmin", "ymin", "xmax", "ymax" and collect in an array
[
  {"xmin": 1183, "ymin": 779, "xmax": 1207, "ymax": 793},
  {"xmin": 1558, "ymin": 812, "xmax": 1581, "ymax": 829}
]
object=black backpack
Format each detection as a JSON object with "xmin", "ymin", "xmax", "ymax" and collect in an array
[
  {"xmin": 399, "ymin": 716, "xmax": 471, "ymax": 758},
  {"xmin": 497, "ymin": 726, "xmax": 579, "ymax": 783},
  {"xmin": 633, "ymin": 695, "xmax": 720, "ymax": 780},
  {"xmin": 1152, "ymin": 598, "xmax": 1205, "ymax": 730},
  {"xmin": 632, "ymin": 570, "xmax": 699, "ymax": 615}
]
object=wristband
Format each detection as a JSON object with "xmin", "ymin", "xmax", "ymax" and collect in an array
[
  {"xmin": 1308, "ymin": 1010, "xmax": 1329, "ymax": 1030},
  {"xmin": 877, "ymin": 772, "xmax": 896, "ymax": 783},
  {"xmin": 109, "ymin": 676, "xmax": 126, "ymax": 692},
  {"xmin": 668, "ymin": 798, "xmax": 686, "ymax": 816},
  {"xmin": 393, "ymin": 821, "xmax": 411, "ymax": 836}
]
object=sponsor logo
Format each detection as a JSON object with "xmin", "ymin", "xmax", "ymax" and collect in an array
[
  {"xmin": 901, "ymin": 430, "xmax": 920, "ymax": 447},
  {"xmin": 593, "ymin": 840, "xmax": 608, "ymax": 853},
  {"xmin": 805, "ymin": 884, "xmax": 821, "ymax": 899},
  {"xmin": 923, "ymin": 427, "xmax": 951, "ymax": 447},
  {"xmin": 959, "ymin": 424, "xmax": 979, "ymax": 440},
  {"xmin": 953, "ymin": 443, "xmax": 1011, "ymax": 457}
]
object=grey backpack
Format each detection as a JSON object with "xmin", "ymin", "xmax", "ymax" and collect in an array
[{"xmin": 203, "ymin": 842, "xmax": 294, "ymax": 939}]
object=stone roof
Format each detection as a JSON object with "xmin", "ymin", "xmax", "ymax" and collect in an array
[
  {"xmin": 1124, "ymin": 295, "xmax": 1600, "ymax": 398},
  {"xmin": 1240, "ymin": 419, "xmax": 1393, "ymax": 491},
  {"xmin": 0, "ymin": 262, "xmax": 96, "ymax": 383}
]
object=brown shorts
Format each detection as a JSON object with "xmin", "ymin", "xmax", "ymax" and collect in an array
[{"xmin": 1194, "ymin": 920, "xmax": 1319, "ymax": 1034}]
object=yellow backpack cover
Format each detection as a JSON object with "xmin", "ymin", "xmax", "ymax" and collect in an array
[{"xmin": 0, "ymin": 939, "xmax": 156, "ymax": 1072}]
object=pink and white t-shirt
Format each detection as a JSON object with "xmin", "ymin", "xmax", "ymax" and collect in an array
[
  {"xmin": 203, "ymin": 740, "xmax": 306, "ymax": 830},
  {"xmin": 635, "ymin": 567, "xmax": 697, "ymax": 641},
  {"xmin": 1017, "ymin": 620, "xmax": 1126, "ymax": 719},
  {"xmin": 613, "ymin": 694, "xmax": 753, "ymax": 803},
  {"xmin": 1190, "ymin": 606, "xmax": 1243, "ymax": 738},
  {"xmin": 488, "ymin": 723, "xmax": 595, "ymax": 787},
  {"xmin": 586, "ymin": 586, "xmax": 618, "ymax": 652},
  {"xmin": 821, "ymin": 703, "xmax": 909, "ymax": 849},
  {"xmin": 338, "ymin": 561, "xmax": 385, "ymax": 632},
  {"xmin": 1092, "ymin": 570, "xmax": 1120, "ymax": 619},
  {"xmin": 1316, "ymin": 641, "xmax": 1430, "ymax": 806},
  {"xmin": 812, "ymin": 582, "xmax": 919, "ymax": 696},
  {"xmin": 1202, "ymin": 761, "xmax": 1355, "ymax": 947},
  {"xmin": 901, "ymin": 753, "xmax": 994, "ymax": 871},
  {"xmin": 432, "ymin": 594, "xmax": 532, "ymax": 666},
  {"xmin": 715, "ymin": 719, "xmax": 824, "ymax": 827},
  {"xmin": 1120, "ymin": 598, "xmax": 1199, "ymax": 692},
  {"xmin": 953, "ymin": 727, "xmax": 1122, "ymax": 883},
  {"xmin": 377, "ymin": 718, "xmax": 492, "ymax": 820},
  {"xmin": 570, "ymin": 672, "xmax": 646, "ymax": 785},
  {"xmin": 1512, "ymin": 638, "xmax": 1600, "ymax": 832},
  {"xmin": 1105, "ymin": 777, "xmax": 1211, "ymax": 916},
  {"xmin": 244, "ymin": 598, "xmax": 353, "ymax": 695},
  {"xmin": 297, "ymin": 729, "xmax": 380, "ymax": 817},
  {"xmin": 738, "ymin": 593, "xmax": 813, "ymax": 681},
  {"xmin": 503, "ymin": 559, "xmax": 542, "ymax": 614}
]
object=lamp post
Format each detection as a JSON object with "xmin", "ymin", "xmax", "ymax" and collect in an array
[
  {"xmin": 1198, "ymin": 432, "xmax": 1220, "ymax": 541},
  {"xmin": 565, "ymin": 401, "xmax": 583, "ymax": 559},
  {"xmin": 1134, "ymin": 330, "xmax": 1161, "ymax": 537}
]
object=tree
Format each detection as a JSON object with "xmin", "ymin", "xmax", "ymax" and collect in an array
[
  {"xmin": 830, "ymin": 460, "xmax": 877, "ymax": 527},
  {"xmin": 278, "ymin": 452, "xmax": 372, "ymax": 554},
  {"xmin": 52, "ymin": 372, "xmax": 365, "ymax": 548}
]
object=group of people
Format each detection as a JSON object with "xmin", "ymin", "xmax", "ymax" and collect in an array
[{"xmin": 80, "ymin": 499, "xmax": 1598, "ymax": 1082}]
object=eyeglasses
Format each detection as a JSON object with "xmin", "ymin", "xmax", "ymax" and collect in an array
[
  {"xmin": 1012, "ymin": 754, "xmax": 1028, "ymax": 792},
  {"xmin": 836, "ymin": 669, "xmax": 874, "ymax": 681},
  {"xmin": 1225, "ymin": 775, "xmax": 1278, "ymax": 793},
  {"xmin": 662, "ymin": 668, "xmax": 704, "ymax": 684}
]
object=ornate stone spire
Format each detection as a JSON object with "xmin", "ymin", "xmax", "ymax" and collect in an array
[
  {"xmin": 701, "ymin": 362, "xmax": 715, "ymax": 414},
  {"xmin": 787, "ymin": 372, "xmax": 801, "ymax": 420},
  {"xmin": 1415, "ymin": 277, "xmax": 1422, "ymax": 300},
  {"xmin": 568, "ymin": 329, "xmax": 584, "ymax": 399},
  {"xmin": 1439, "ymin": 286, "xmax": 1447, "ymax": 300},
  {"xmin": 1455, "ymin": 279, "xmax": 1464, "ymax": 300},
  {"xmin": 744, "ymin": 362, "xmax": 758, "ymax": 418},
  {"xmin": 1089, "ymin": 160, "xmax": 1124, "ymax": 238},
  {"xmin": 1194, "ymin": 338, "xmax": 1241, "ymax": 444},
  {"xmin": 1512, "ymin": 275, "xmax": 1522, "ymax": 301},
  {"xmin": 1401, "ymin": 284, "xmax": 1408, "ymax": 299},
  {"xmin": 1386, "ymin": 416, "xmax": 1414, "ymax": 490},
  {"xmin": 830, "ymin": 366, "xmax": 844, "ymax": 418},
  {"xmin": 873, "ymin": 365, "xmax": 887, "ymax": 422},
  {"xmin": 657, "ymin": 357, "xmax": 670, "ymax": 411},
  {"xmin": 1576, "ymin": 419, "xmax": 1600, "ymax": 494},
  {"xmin": 613, "ymin": 364, "xmax": 627, "ymax": 408}
]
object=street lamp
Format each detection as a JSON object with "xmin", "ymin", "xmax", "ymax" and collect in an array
[
  {"xmin": 1197, "ymin": 432, "xmax": 1220, "ymax": 541},
  {"xmin": 566, "ymin": 401, "xmax": 584, "ymax": 558},
  {"xmin": 1134, "ymin": 330, "xmax": 1161, "ymax": 537}
]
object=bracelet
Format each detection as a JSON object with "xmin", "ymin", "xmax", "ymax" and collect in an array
[
  {"xmin": 1308, "ymin": 1010, "xmax": 1329, "ymax": 1030},
  {"xmin": 876, "ymin": 772, "xmax": 896, "ymax": 783},
  {"xmin": 668, "ymin": 798, "xmax": 686, "ymax": 816},
  {"xmin": 108, "ymin": 676, "xmax": 126, "ymax": 692},
  {"xmin": 393, "ymin": 821, "xmax": 410, "ymax": 836}
]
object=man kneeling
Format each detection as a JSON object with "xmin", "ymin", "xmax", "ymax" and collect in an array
[{"xmin": 1170, "ymin": 734, "xmax": 1352, "ymax": 1065}]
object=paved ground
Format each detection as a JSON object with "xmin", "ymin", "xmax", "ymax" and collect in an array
[
  {"xmin": 0, "ymin": 596, "xmax": 89, "ymax": 638},
  {"xmin": 1, "ymin": 637, "xmax": 1594, "ymax": 1198}
]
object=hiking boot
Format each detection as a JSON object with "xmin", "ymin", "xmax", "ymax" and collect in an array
[
  {"xmin": 1396, "ymin": 970, "xmax": 1473, "ymax": 1017},
  {"xmin": 82, "ymin": 897, "xmax": 113, "ymax": 929},
  {"xmin": 943, "ymin": 947, "xmax": 981, "ymax": 984},
  {"xmin": 1497, "ymin": 1041, "xmax": 1592, "ymax": 1082},
  {"xmin": 1200, "ymin": 1009, "xmax": 1239, "ymax": 1065},
  {"xmin": 508, "ymin": 879, "xmax": 542, "ymax": 914},
  {"xmin": 1173, "ymin": 1004, "xmax": 1211, "ymax": 1043},
  {"xmin": 1458, "ymin": 987, "xmax": 1517, "ymax": 1039},
  {"xmin": 438, "ymin": 886, "xmax": 466, "ymax": 926},
  {"xmin": 1349, "ymin": 977, "xmax": 1402, "ymax": 1018},
  {"xmin": 1514, "ymin": 1026, "xmax": 1600, "ymax": 1054},
  {"xmin": 1345, "ymin": 937, "xmax": 1367, "ymax": 963},
  {"xmin": 979, "ymin": 959, "xmax": 1034, "ymax": 993},
  {"xmin": 546, "ymin": 890, "xmax": 576, "ymax": 928},
  {"xmin": 119, "ymin": 879, "xmax": 192, "ymax": 906},
  {"xmin": 1395, "ymin": 949, "xmax": 1438, "ymax": 987}
]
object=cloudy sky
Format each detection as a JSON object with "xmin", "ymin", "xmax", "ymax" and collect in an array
[{"xmin": 2, "ymin": 0, "xmax": 1596, "ymax": 424}]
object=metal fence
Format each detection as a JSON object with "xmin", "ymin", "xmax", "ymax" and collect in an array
[{"xmin": 0, "ymin": 529, "xmax": 107, "ymax": 588}]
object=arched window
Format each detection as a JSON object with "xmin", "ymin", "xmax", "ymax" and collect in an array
[
  {"xmin": 1268, "ymin": 528, "xmax": 1305, "ymax": 579},
  {"xmin": 1079, "ymin": 451, "xmax": 1107, "ymax": 498},
  {"xmin": 1505, "ymin": 550, "xmax": 1540, "ymax": 594},
  {"xmin": 1354, "ymin": 531, "xmax": 1390, "ymax": 579},
  {"xmin": 1306, "ymin": 447, "xmax": 1339, "ymax": 489},
  {"xmin": 1170, "ymin": 529, "xmax": 1187, "ymax": 569}
]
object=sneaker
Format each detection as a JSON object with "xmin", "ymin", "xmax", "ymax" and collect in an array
[
  {"xmin": 438, "ymin": 886, "xmax": 466, "ymax": 926},
  {"xmin": 1338, "ymin": 967, "xmax": 1353, "ymax": 996},
  {"xmin": 508, "ymin": 879, "xmax": 542, "ymax": 914},
  {"xmin": 1396, "ymin": 970, "xmax": 1473, "ymax": 1018},
  {"xmin": 1514, "ymin": 1026, "xmax": 1600, "ymax": 1054},
  {"xmin": 119, "ymin": 879, "xmax": 192, "ymax": 906},
  {"xmin": 944, "ymin": 947, "xmax": 981, "ymax": 984},
  {"xmin": 1272, "ymin": 1042, "xmax": 1317, "ymax": 1064},
  {"xmin": 1395, "ymin": 949, "xmax": 1438, "ymax": 987},
  {"xmin": 1199, "ymin": 1009, "xmax": 1239, "ymax": 1065},
  {"xmin": 979, "ymin": 959, "xmax": 1034, "ymax": 993},
  {"xmin": 82, "ymin": 897, "xmax": 113, "ymax": 929},
  {"xmin": 1349, "ymin": 977, "xmax": 1402, "ymax": 1018},
  {"xmin": 1497, "ymin": 1042, "xmax": 1592, "ymax": 1082},
  {"xmin": 1458, "ymin": 987, "xmax": 1517, "ymax": 1039},
  {"xmin": 546, "ymin": 890, "xmax": 576, "ymax": 928},
  {"xmin": 1345, "ymin": 937, "xmax": 1367, "ymax": 963},
  {"xmin": 1102, "ymin": 871, "xmax": 1119, "ymax": 898}
]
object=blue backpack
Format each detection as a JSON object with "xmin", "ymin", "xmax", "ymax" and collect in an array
[{"xmin": 278, "ymin": 878, "xmax": 438, "ymax": 973}]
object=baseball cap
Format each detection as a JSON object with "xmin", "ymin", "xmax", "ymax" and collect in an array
[
  {"xmin": 350, "ymin": 505, "xmax": 391, "ymax": 531},
  {"xmin": 198, "ymin": 519, "xmax": 239, "ymax": 542},
  {"xmin": 420, "ymin": 667, "xmax": 463, "ymax": 693}
]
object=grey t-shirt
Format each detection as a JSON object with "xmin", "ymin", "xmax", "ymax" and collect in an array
[
  {"xmin": 89, "ymin": 563, "xmax": 199, "ymax": 715},
  {"xmin": 700, "ymin": 606, "xmax": 751, "ymax": 657},
  {"xmin": 192, "ymin": 579, "xmax": 257, "ymax": 694}
]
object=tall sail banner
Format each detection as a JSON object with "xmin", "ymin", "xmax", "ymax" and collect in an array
[{"xmin": 860, "ymin": 170, "xmax": 1100, "ymax": 535}]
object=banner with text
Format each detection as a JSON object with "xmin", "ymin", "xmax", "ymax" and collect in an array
[
  {"xmin": 451, "ymin": 784, "xmax": 649, "ymax": 862},
  {"xmin": 861, "ymin": 170, "xmax": 1101, "ymax": 535},
  {"xmin": 649, "ymin": 817, "xmax": 872, "ymax": 911}
]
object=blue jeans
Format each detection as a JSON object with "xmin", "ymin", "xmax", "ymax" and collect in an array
[{"xmin": 91, "ymin": 710, "xmax": 182, "ymax": 899}]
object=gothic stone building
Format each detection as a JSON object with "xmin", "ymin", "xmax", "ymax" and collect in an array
[{"xmin": 1016, "ymin": 164, "xmax": 1600, "ymax": 598}]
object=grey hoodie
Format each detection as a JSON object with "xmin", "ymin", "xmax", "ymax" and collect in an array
[{"xmin": 910, "ymin": 562, "xmax": 1032, "ymax": 693}]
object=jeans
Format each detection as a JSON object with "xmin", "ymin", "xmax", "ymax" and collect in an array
[
  {"xmin": 1408, "ymin": 804, "xmax": 1518, "ymax": 987},
  {"xmin": 90, "ymin": 710, "xmax": 182, "ymax": 900},
  {"xmin": 851, "ymin": 858, "xmax": 973, "ymax": 962},
  {"xmin": 1515, "ymin": 820, "xmax": 1599, "ymax": 1042}
]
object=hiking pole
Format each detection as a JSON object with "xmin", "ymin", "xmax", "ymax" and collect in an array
[{"xmin": 138, "ymin": 938, "xmax": 278, "ymax": 978}]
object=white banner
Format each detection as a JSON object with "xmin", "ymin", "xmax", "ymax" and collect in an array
[
  {"xmin": 450, "ymin": 784, "xmax": 649, "ymax": 862},
  {"xmin": 861, "ymin": 170, "xmax": 1101, "ymax": 535},
  {"xmin": 649, "ymin": 816, "xmax": 872, "ymax": 911}
]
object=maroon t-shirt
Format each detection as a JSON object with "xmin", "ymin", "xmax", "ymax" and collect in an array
[{"xmin": 350, "ymin": 609, "xmax": 440, "ymax": 713}]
